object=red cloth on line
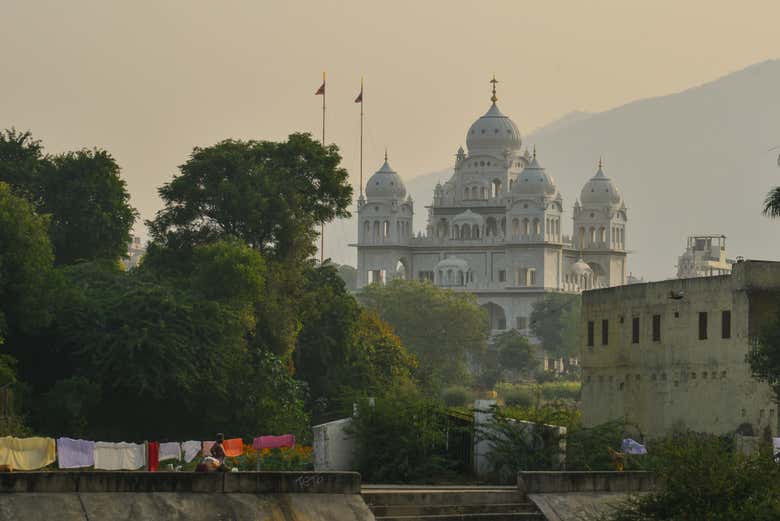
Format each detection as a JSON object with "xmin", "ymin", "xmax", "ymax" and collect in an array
[
  {"xmin": 253, "ymin": 434, "xmax": 295, "ymax": 450},
  {"xmin": 315, "ymin": 82, "xmax": 325, "ymax": 95},
  {"xmin": 222, "ymin": 438, "xmax": 244, "ymax": 457},
  {"xmin": 148, "ymin": 442, "xmax": 159, "ymax": 472}
]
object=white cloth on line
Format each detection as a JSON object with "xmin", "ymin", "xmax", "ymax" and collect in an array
[
  {"xmin": 773, "ymin": 437, "xmax": 780, "ymax": 456},
  {"xmin": 158, "ymin": 442, "xmax": 181, "ymax": 462},
  {"xmin": 93, "ymin": 441, "xmax": 146, "ymax": 470},
  {"xmin": 182, "ymin": 441, "xmax": 201, "ymax": 463}
]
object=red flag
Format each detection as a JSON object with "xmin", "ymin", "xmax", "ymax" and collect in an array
[{"xmin": 315, "ymin": 82, "xmax": 325, "ymax": 95}]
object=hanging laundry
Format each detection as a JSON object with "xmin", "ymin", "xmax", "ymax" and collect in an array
[
  {"xmin": 148, "ymin": 442, "xmax": 159, "ymax": 471},
  {"xmin": 254, "ymin": 434, "xmax": 295, "ymax": 450},
  {"xmin": 158, "ymin": 442, "xmax": 181, "ymax": 462},
  {"xmin": 94, "ymin": 442, "xmax": 145, "ymax": 470},
  {"xmin": 0, "ymin": 437, "xmax": 56, "ymax": 471},
  {"xmin": 621, "ymin": 438, "xmax": 647, "ymax": 455},
  {"xmin": 202, "ymin": 441, "xmax": 215, "ymax": 457},
  {"xmin": 773, "ymin": 437, "xmax": 780, "ymax": 457},
  {"xmin": 56, "ymin": 438, "xmax": 95, "ymax": 469},
  {"xmin": 182, "ymin": 441, "xmax": 200, "ymax": 463},
  {"xmin": 223, "ymin": 438, "xmax": 244, "ymax": 457}
]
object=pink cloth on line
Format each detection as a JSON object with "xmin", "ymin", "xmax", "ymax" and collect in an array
[
  {"xmin": 253, "ymin": 434, "xmax": 295, "ymax": 450},
  {"xmin": 202, "ymin": 441, "xmax": 215, "ymax": 457}
]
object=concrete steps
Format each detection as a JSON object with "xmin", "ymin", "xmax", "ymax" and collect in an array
[{"xmin": 362, "ymin": 486, "xmax": 545, "ymax": 521}]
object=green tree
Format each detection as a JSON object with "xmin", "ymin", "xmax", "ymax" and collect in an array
[
  {"xmin": 496, "ymin": 330, "xmax": 534, "ymax": 373},
  {"xmin": 607, "ymin": 433, "xmax": 780, "ymax": 521},
  {"xmin": 0, "ymin": 129, "xmax": 44, "ymax": 201},
  {"xmin": 40, "ymin": 149, "xmax": 136, "ymax": 265},
  {"xmin": 0, "ymin": 182, "xmax": 54, "ymax": 344},
  {"xmin": 360, "ymin": 280, "xmax": 489, "ymax": 390},
  {"xmin": 530, "ymin": 293, "xmax": 581, "ymax": 363},
  {"xmin": 294, "ymin": 264, "xmax": 416, "ymax": 412},
  {"xmin": 149, "ymin": 133, "xmax": 352, "ymax": 262},
  {"xmin": 763, "ymin": 187, "xmax": 780, "ymax": 218}
]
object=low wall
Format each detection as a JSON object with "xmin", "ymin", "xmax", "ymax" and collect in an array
[
  {"xmin": 0, "ymin": 472, "xmax": 372, "ymax": 521},
  {"xmin": 518, "ymin": 471, "xmax": 656, "ymax": 494},
  {"xmin": 0, "ymin": 471, "xmax": 361, "ymax": 494}
]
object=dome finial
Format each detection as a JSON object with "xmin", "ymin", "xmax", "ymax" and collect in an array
[
  {"xmin": 490, "ymin": 75, "xmax": 498, "ymax": 104},
  {"xmin": 598, "ymin": 156, "xmax": 603, "ymax": 170},
  {"xmin": 533, "ymin": 145, "xmax": 537, "ymax": 159},
  {"xmin": 384, "ymin": 147, "xmax": 388, "ymax": 162}
]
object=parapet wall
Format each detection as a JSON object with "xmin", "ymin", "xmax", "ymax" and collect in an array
[
  {"xmin": 0, "ymin": 471, "xmax": 361, "ymax": 494},
  {"xmin": 518, "ymin": 471, "xmax": 656, "ymax": 494}
]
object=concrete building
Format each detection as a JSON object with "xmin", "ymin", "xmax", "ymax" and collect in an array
[
  {"xmin": 581, "ymin": 260, "xmax": 780, "ymax": 439},
  {"xmin": 676, "ymin": 234, "xmax": 734, "ymax": 278},
  {"xmin": 354, "ymin": 78, "xmax": 629, "ymax": 335}
]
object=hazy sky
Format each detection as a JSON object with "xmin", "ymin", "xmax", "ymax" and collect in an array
[{"xmin": 3, "ymin": 1, "xmax": 780, "ymax": 262}]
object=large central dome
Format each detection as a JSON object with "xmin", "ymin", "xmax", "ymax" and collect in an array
[{"xmin": 466, "ymin": 103, "xmax": 522, "ymax": 154}]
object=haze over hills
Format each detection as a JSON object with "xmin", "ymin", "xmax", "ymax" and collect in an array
[{"xmin": 326, "ymin": 60, "xmax": 780, "ymax": 282}]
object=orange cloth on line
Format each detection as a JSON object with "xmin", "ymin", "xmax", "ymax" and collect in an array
[{"xmin": 222, "ymin": 438, "xmax": 243, "ymax": 457}]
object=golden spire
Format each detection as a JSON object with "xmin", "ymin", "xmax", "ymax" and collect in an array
[
  {"xmin": 490, "ymin": 75, "xmax": 498, "ymax": 103},
  {"xmin": 598, "ymin": 156, "xmax": 603, "ymax": 169}
]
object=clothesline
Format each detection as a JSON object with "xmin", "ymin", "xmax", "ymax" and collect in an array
[{"xmin": 0, "ymin": 434, "xmax": 297, "ymax": 471}]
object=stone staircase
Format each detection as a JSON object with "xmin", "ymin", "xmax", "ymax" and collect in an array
[{"xmin": 362, "ymin": 485, "xmax": 546, "ymax": 521}]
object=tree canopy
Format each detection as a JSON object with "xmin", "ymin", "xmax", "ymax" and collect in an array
[
  {"xmin": 529, "ymin": 293, "xmax": 581, "ymax": 361},
  {"xmin": 149, "ymin": 133, "xmax": 352, "ymax": 262},
  {"xmin": 360, "ymin": 280, "xmax": 489, "ymax": 389}
]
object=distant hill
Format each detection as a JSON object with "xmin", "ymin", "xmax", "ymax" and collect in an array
[{"xmin": 327, "ymin": 60, "xmax": 780, "ymax": 281}]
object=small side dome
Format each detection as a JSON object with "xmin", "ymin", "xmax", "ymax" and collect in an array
[
  {"xmin": 511, "ymin": 151, "xmax": 558, "ymax": 198},
  {"xmin": 452, "ymin": 209, "xmax": 484, "ymax": 227},
  {"xmin": 570, "ymin": 258, "xmax": 593, "ymax": 277},
  {"xmin": 365, "ymin": 156, "xmax": 406, "ymax": 199},
  {"xmin": 580, "ymin": 161, "xmax": 622, "ymax": 207}
]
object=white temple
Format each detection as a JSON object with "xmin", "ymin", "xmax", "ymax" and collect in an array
[{"xmin": 353, "ymin": 78, "xmax": 629, "ymax": 334}]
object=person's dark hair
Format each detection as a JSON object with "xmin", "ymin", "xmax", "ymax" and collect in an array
[{"xmin": 216, "ymin": 433, "xmax": 224, "ymax": 442}]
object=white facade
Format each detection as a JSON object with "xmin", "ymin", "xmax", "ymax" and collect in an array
[{"xmin": 354, "ymin": 81, "xmax": 629, "ymax": 335}]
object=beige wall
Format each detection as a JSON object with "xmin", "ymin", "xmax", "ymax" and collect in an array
[{"xmin": 581, "ymin": 261, "xmax": 780, "ymax": 439}]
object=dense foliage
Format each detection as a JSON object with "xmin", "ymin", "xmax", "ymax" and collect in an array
[
  {"xmin": 0, "ymin": 129, "xmax": 419, "ymax": 444},
  {"xmin": 360, "ymin": 280, "xmax": 489, "ymax": 390},
  {"xmin": 747, "ymin": 302, "xmax": 780, "ymax": 401},
  {"xmin": 529, "ymin": 293, "xmax": 580, "ymax": 362},
  {"xmin": 606, "ymin": 433, "xmax": 780, "ymax": 521}
]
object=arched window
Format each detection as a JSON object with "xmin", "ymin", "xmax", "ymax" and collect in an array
[
  {"xmin": 383, "ymin": 220, "xmax": 391, "ymax": 239},
  {"xmin": 452, "ymin": 225, "xmax": 459, "ymax": 240},
  {"xmin": 620, "ymin": 228, "xmax": 625, "ymax": 247},
  {"xmin": 533, "ymin": 218, "xmax": 541, "ymax": 236},
  {"xmin": 521, "ymin": 218, "xmax": 529, "ymax": 236},
  {"xmin": 480, "ymin": 187, "xmax": 487, "ymax": 200},
  {"xmin": 512, "ymin": 218, "xmax": 520, "ymax": 237},
  {"xmin": 589, "ymin": 226, "xmax": 596, "ymax": 245},
  {"xmin": 457, "ymin": 271, "xmax": 464, "ymax": 285},
  {"xmin": 579, "ymin": 226, "xmax": 586, "ymax": 248},
  {"xmin": 373, "ymin": 221, "xmax": 381, "ymax": 241},
  {"xmin": 462, "ymin": 225, "xmax": 471, "ymax": 240},
  {"xmin": 486, "ymin": 217, "xmax": 497, "ymax": 237},
  {"xmin": 599, "ymin": 227, "xmax": 606, "ymax": 243},
  {"xmin": 437, "ymin": 219, "xmax": 449, "ymax": 239},
  {"xmin": 555, "ymin": 219, "xmax": 560, "ymax": 238},
  {"xmin": 501, "ymin": 217, "xmax": 506, "ymax": 236},
  {"xmin": 364, "ymin": 220, "xmax": 370, "ymax": 241},
  {"xmin": 472, "ymin": 224, "xmax": 480, "ymax": 238},
  {"xmin": 447, "ymin": 269, "xmax": 453, "ymax": 284},
  {"xmin": 437, "ymin": 270, "xmax": 443, "ymax": 283},
  {"xmin": 491, "ymin": 179, "xmax": 502, "ymax": 198}
]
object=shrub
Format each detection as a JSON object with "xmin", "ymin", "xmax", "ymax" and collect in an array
[
  {"xmin": 496, "ymin": 383, "xmax": 538, "ymax": 408},
  {"xmin": 349, "ymin": 390, "xmax": 467, "ymax": 483},
  {"xmin": 442, "ymin": 386, "xmax": 472, "ymax": 407},
  {"xmin": 540, "ymin": 381, "xmax": 580, "ymax": 402}
]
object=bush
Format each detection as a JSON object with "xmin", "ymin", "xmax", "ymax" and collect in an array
[
  {"xmin": 442, "ymin": 386, "xmax": 472, "ymax": 407},
  {"xmin": 540, "ymin": 381, "xmax": 580, "ymax": 402},
  {"xmin": 606, "ymin": 432, "xmax": 780, "ymax": 521},
  {"xmin": 349, "ymin": 390, "xmax": 467, "ymax": 483},
  {"xmin": 496, "ymin": 383, "xmax": 538, "ymax": 408}
]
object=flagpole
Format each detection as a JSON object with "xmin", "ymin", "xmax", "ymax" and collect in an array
[
  {"xmin": 359, "ymin": 77, "xmax": 364, "ymax": 198},
  {"xmin": 320, "ymin": 71, "xmax": 326, "ymax": 264}
]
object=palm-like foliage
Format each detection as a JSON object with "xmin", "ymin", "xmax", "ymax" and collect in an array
[{"xmin": 762, "ymin": 186, "xmax": 780, "ymax": 217}]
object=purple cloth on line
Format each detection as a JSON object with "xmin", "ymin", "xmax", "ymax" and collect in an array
[
  {"xmin": 57, "ymin": 437, "xmax": 95, "ymax": 469},
  {"xmin": 253, "ymin": 434, "xmax": 295, "ymax": 450}
]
